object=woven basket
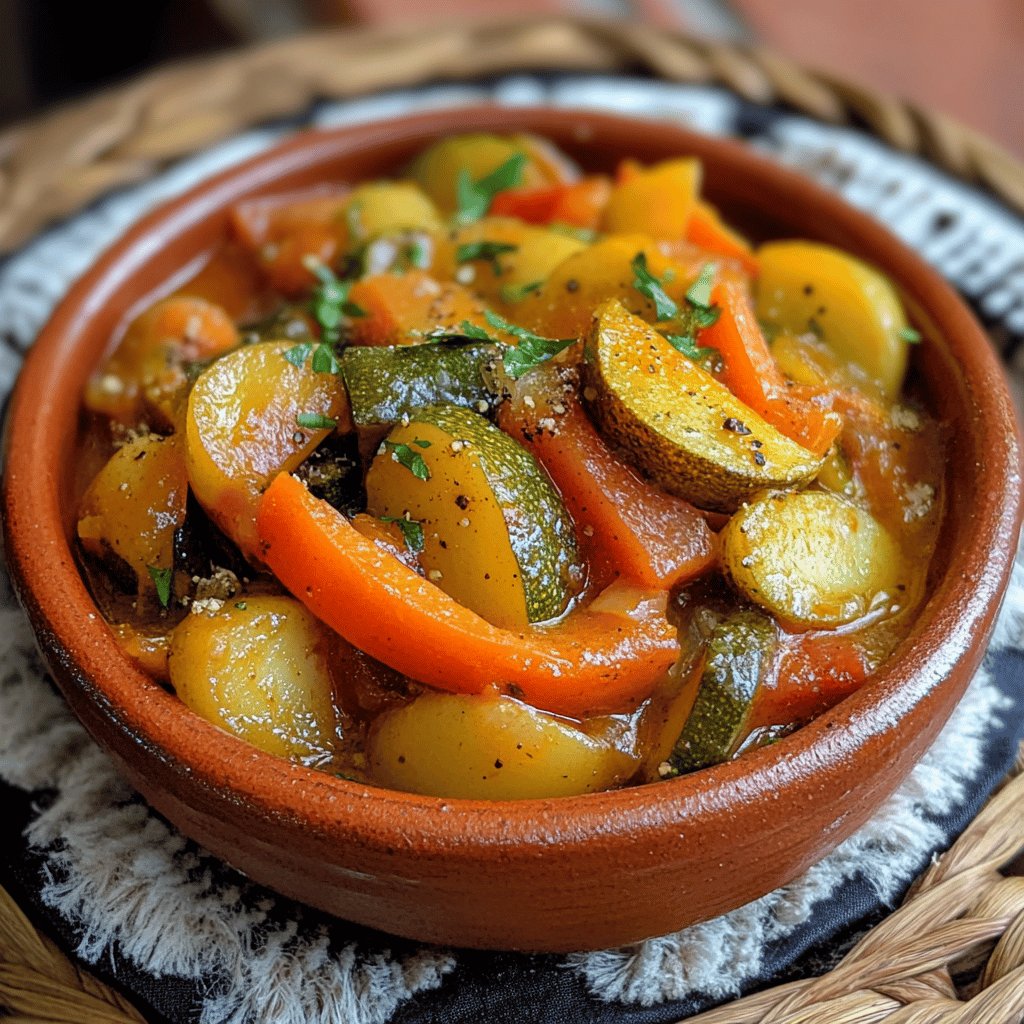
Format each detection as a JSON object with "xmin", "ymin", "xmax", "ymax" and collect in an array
[{"xmin": 2, "ymin": 17, "xmax": 1024, "ymax": 1023}]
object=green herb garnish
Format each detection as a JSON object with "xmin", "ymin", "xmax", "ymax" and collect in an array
[
  {"xmin": 500, "ymin": 279, "xmax": 543, "ymax": 303},
  {"xmin": 407, "ymin": 238, "xmax": 430, "ymax": 269},
  {"xmin": 455, "ymin": 240, "xmax": 518, "ymax": 275},
  {"xmin": 234, "ymin": 601, "xmax": 248, "ymax": 610},
  {"xmin": 685, "ymin": 262, "xmax": 717, "ymax": 310},
  {"xmin": 383, "ymin": 439, "xmax": 432, "ymax": 480},
  {"xmin": 482, "ymin": 311, "xmax": 575, "ymax": 379},
  {"xmin": 899, "ymin": 326, "xmax": 922, "ymax": 344},
  {"xmin": 284, "ymin": 342, "xmax": 314, "ymax": 368},
  {"xmin": 310, "ymin": 342, "xmax": 340, "ymax": 374},
  {"xmin": 455, "ymin": 154, "xmax": 526, "ymax": 224},
  {"xmin": 664, "ymin": 333, "xmax": 716, "ymax": 361},
  {"xmin": 631, "ymin": 252, "xmax": 678, "ymax": 321},
  {"xmin": 380, "ymin": 515, "xmax": 425, "ymax": 553},
  {"xmin": 303, "ymin": 258, "xmax": 366, "ymax": 346},
  {"xmin": 146, "ymin": 565, "xmax": 173, "ymax": 608},
  {"xmin": 296, "ymin": 412, "xmax": 338, "ymax": 430}
]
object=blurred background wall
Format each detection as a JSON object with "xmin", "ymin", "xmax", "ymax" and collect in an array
[{"xmin": 0, "ymin": 0, "xmax": 1021, "ymax": 155}]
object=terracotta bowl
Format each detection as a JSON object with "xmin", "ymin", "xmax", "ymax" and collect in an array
[{"xmin": 3, "ymin": 107, "xmax": 1022, "ymax": 953}]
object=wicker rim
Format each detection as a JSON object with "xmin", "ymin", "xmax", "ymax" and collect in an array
[
  {"xmin": 1, "ymin": 15, "xmax": 1023, "ymax": 255},
  {"xmin": 3, "ymin": 15, "xmax": 1024, "ymax": 1022}
]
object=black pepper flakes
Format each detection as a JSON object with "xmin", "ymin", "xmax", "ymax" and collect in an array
[
  {"xmin": 753, "ymin": 451, "xmax": 766, "ymax": 466},
  {"xmin": 565, "ymin": 278, "xmax": 580, "ymax": 293},
  {"xmin": 723, "ymin": 417, "xmax": 751, "ymax": 435}
]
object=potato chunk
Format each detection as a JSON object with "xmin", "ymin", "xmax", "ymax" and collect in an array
[
  {"xmin": 168, "ymin": 596, "xmax": 341, "ymax": 766},
  {"xmin": 721, "ymin": 490, "xmax": 905, "ymax": 629},
  {"xmin": 185, "ymin": 341, "xmax": 348, "ymax": 558},
  {"xmin": 77, "ymin": 433, "xmax": 187, "ymax": 597},
  {"xmin": 367, "ymin": 690, "xmax": 637, "ymax": 799}
]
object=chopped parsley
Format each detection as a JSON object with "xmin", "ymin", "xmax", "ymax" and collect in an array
[
  {"xmin": 481, "ymin": 311, "xmax": 575, "ymax": 379},
  {"xmin": 380, "ymin": 515, "xmax": 425, "ymax": 553},
  {"xmin": 455, "ymin": 240, "xmax": 518, "ymax": 274},
  {"xmin": 685, "ymin": 262, "xmax": 717, "ymax": 311},
  {"xmin": 631, "ymin": 252, "xmax": 678, "ymax": 321},
  {"xmin": 283, "ymin": 260, "xmax": 366, "ymax": 374},
  {"xmin": 383, "ymin": 439, "xmax": 432, "ymax": 480},
  {"xmin": 407, "ymin": 238, "xmax": 430, "ymax": 269},
  {"xmin": 284, "ymin": 342, "xmax": 313, "ymax": 368},
  {"xmin": 296, "ymin": 412, "xmax": 338, "ymax": 430},
  {"xmin": 500, "ymin": 279, "xmax": 542, "ymax": 303},
  {"xmin": 632, "ymin": 254, "xmax": 721, "ymax": 358},
  {"xmin": 234, "ymin": 601, "xmax": 248, "ymax": 610},
  {"xmin": 455, "ymin": 154, "xmax": 526, "ymax": 224},
  {"xmin": 664, "ymin": 332, "xmax": 715, "ymax": 361},
  {"xmin": 303, "ymin": 257, "xmax": 365, "ymax": 341},
  {"xmin": 146, "ymin": 565, "xmax": 172, "ymax": 608},
  {"xmin": 899, "ymin": 326, "xmax": 922, "ymax": 344}
]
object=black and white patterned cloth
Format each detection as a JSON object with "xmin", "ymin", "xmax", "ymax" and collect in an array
[{"xmin": 1, "ymin": 76, "xmax": 1023, "ymax": 1024}]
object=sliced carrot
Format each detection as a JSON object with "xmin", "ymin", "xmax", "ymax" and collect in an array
[
  {"xmin": 490, "ymin": 177, "xmax": 611, "ymax": 229},
  {"xmin": 749, "ymin": 633, "xmax": 870, "ymax": 730},
  {"xmin": 263, "ymin": 224, "xmax": 340, "ymax": 297},
  {"xmin": 229, "ymin": 187, "xmax": 351, "ymax": 252},
  {"xmin": 347, "ymin": 271, "xmax": 488, "ymax": 346},
  {"xmin": 256, "ymin": 473, "xmax": 680, "ymax": 718},
  {"xmin": 685, "ymin": 201, "xmax": 760, "ymax": 277},
  {"xmin": 702, "ymin": 279, "xmax": 842, "ymax": 456},
  {"xmin": 500, "ymin": 365, "xmax": 715, "ymax": 591}
]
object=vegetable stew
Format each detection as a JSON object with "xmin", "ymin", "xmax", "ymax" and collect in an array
[{"xmin": 75, "ymin": 132, "xmax": 945, "ymax": 799}]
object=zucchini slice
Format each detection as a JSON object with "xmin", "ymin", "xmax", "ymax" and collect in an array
[
  {"xmin": 669, "ymin": 610, "xmax": 775, "ymax": 773},
  {"xmin": 756, "ymin": 241, "xmax": 912, "ymax": 399},
  {"xmin": 720, "ymin": 489, "xmax": 905, "ymax": 630},
  {"xmin": 582, "ymin": 300, "xmax": 822, "ymax": 511},
  {"xmin": 365, "ymin": 403, "xmax": 581, "ymax": 629},
  {"xmin": 340, "ymin": 342, "xmax": 501, "ymax": 429}
]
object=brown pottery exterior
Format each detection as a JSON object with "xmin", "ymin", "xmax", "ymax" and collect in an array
[{"xmin": 3, "ymin": 108, "xmax": 1022, "ymax": 952}]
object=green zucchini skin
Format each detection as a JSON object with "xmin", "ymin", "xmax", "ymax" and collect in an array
[
  {"xmin": 669, "ymin": 610, "xmax": 775, "ymax": 773},
  {"xmin": 406, "ymin": 403, "xmax": 582, "ymax": 625},
  {"xmin": 340, "ymin": 342, "xmax": 501, "ymax": 429}
]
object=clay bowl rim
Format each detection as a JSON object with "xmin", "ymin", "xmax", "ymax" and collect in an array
[{"xmin": 4, "ymin": 105, "xmax": 1022, "ymax": 861}]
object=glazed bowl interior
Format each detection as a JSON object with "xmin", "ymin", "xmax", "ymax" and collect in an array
[{"xmin": 3, "ymin": 106, "xmax": 1021, "ymax": 953}]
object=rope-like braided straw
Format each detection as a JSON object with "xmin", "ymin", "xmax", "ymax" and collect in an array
[
  {"xmin": 3, "ymin": 16, "xmax": 1024, "ymax": 1021},
  {"xmin": 1, "ymin": 16, "xmax": 1023, "ymax": 254}
]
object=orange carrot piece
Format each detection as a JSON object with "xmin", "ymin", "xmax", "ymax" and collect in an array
[
  {"xmin": 685, "ymin": 202, "xmax": 760, "ymax": 277},
  {"xmin": 490, "ymin": 177, "xmax": 611, "ymax": 229},
  {"xmin": 229, "ymin": 188, "xmax": 350, "ymax": 251},
  {"xmin": 500, "ymin": 367, "xmax": 715, "ymax": 590},
  {"xmin": 750, "ymin": 633, "xmax": 869, "ymax": 730},
  {"xmin": 256, "ymin": 474, "xmax": 679, "ymax": 718},
  {"xmin": 702, "ymin": 280, "xmax": 842, "ymax": 456},
  {"xmin": 347, "ymin": 271, "xmax": 488, "ymax": 346}
]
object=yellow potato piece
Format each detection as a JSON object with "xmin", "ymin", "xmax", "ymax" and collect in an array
[
  {"xmin": 721, "ymin": 489, "xmax": 906, "ymax": 629},
  {"xmin": 77, "ymin": 433, "xmax": 187, "ymax": 594},
  {"xmin": 367, "ymin": 690, "xmax": 638, "ymax": 799},
  {"xmin": 169, "ymin": 596, "xmax": 341, "ymax": 766},
  {"xmin": 756, "ymin": 241, "xmax": 912, "ymax": 399},
  {"xmin": 431, "ymin": 217, "xmax": 585, "ymax": 308},
  {"xmin": 525, "ymin": 235, "xmax": 705, "ymax": 339},
  {"xmin": 409, "ymin": 133, "xmax": 576, "ymax": 214},
  {"xmin": 341, "ymin": 181, "xmax": 442, "ymax": 245},
  {"xmin": 602, "ymin": 157, "xmax": 701, "ymax": 238},
  {"xmin": 185, "ymin": 341, "xmax": 348, "ymax": 559}
]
